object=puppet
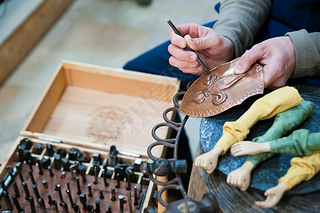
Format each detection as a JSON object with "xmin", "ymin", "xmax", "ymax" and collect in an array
[
  {"xmin": 231, "ymin": 129, "xmax": 320, "ymax": 208},
  {"xmin": 194, "ymin": 86, "xmax": 302, "ymax": 173},
  {"xmin": 227, "ymin": 100, "xmax": 315, "ymax": 208},
  {"xmin": 227, "ymin": 99, "xmax": 314, "ymax": 190}
]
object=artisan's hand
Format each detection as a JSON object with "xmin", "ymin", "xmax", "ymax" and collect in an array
[
  {"xmin": 235, "ymin": 36, "xmax": 295, "ymax": 89},
  {"xmin": 168, "ymin": 23, "xmax": 234, "ymax": 75}
]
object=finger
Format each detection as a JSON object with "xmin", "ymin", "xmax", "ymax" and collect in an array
[
  {"xmin": 227, "ymin": 174, "xmax": 233, "ymax": 185},
  {"xmin": 185, "ymin": 34, "xmax": 206, "ymax": 51},
  {"xmin": 172, "ymin": 63, "xmax": 203, "ymax": 75},
  {"xmin": 260, "ymin": 197, "xmax": 275, "ymax": 209},
  {"xmin": 231, "ymin": 149, "xmax": 243, "ymax": 157},
  {"xmin": 230, "ymin": 148, "xmax": 238, "ymax": 156},
  {"xmin": 236, "ymin": 176, "xmax": 242, "ymax": 186},
  {"xmin": 174, "ymin": 23, "xmax": 203, "ymax": 38},
  {"xmin": 230, "ymin": 149, "xmax": 235, "ymax": 156},
  {"xmin": 168, "ymin": 29, "xmax": 187, "ymax": 48},
  {"xmin": 227, "ymin": 174, "xmax": 231, "ymax": 184},
  {"xmin": 231, "ymin": 144, "xmax": 241, "ymax": 152},
  {"xmin": 264, "ymin": 188, "xmax": 275, "ymax": 196},
  {"xmin": 255, "ymin": 199, "xmax": 274, "ymax": 208},
  {"xmin": 169, "ymin": 56, "xmax": 198, "ymax": 69},
  {"xmin": 200, "ymin": 159, "xmax": 206, "ymax": 168},
  {"xmin": 230, "ymin": 175, "xmax": 235, "ymax": 186},
  {"xmin": 185, "ymin": 30, "xmax": 220, "ymax": 51},
  {"xmin": 168, "ymin": 44, "xmax": 198, "ymax": 62},
  {"xmin": 194, "ymin": 157, "xmax": 199, "ymax": 166},
  {"xmin": 230, "ymin": 146, "xmax": 242, "ymax": 156},
  {"xmin": 233, "ymin": 148, "xmax": 244, "ymax": 156},
  {"xmin": 240, "ymin": 182, "xmax": 249, "ymax": 191},
  {"xmin": 255, "ymin": 201, "xmax": 266, "ymax": 208},
  {"xmin": 235, "ymin": 44, "xmax": 265, "ymax": 74},
  {"xmin": 231, "ymin": 143, "xmax": 240, "ymax": 149},
  {"xmin": 169, "ymin": 57, "xmax": 204, "ymax": 74},
  {"xmin": 168, "ymin": 23, "xmax": 201, "ymax": 48}
]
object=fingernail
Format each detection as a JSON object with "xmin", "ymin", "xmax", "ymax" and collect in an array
[{"xmin": 197, "ymin": 66, "xmax": 202, "ymax": 71}]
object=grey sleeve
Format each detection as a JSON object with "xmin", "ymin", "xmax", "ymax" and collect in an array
[
  {"xmin": 213, "ymin": 0, "xmax": 272, "ymax": 57},
  {"xmin": 286, "ymin": 30, "xmax": 320, "ymax": 78}
]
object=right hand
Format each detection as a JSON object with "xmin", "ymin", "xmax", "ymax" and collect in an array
[{"xmin": 168, "ymin": 23, "xmax": 234, "ymax": 75}]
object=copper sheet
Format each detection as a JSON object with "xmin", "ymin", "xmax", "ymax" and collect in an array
[{"xmin": 179, "ymin": 58, "xmax": 264, "ymax": 118}]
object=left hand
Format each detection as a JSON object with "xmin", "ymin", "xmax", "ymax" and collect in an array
[{"xmin": 235, "ymin": 37, "xmax": 295, "ymax": 89}]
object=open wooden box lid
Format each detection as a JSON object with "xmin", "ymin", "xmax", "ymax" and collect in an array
[{"xmin": 21, "ymin": 61, "xmax": 180, "ymax": 159}]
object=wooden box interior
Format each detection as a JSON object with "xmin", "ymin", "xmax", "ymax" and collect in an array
[{"xmin": 22, "ymin": 61, "xmax": 180, "ymax": 158}]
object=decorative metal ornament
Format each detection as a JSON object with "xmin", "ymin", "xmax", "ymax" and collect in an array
[{"xmin": 179, "ymin": 58, "xmax": 264, "ymax": 118}]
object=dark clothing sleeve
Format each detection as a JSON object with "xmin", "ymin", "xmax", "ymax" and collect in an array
[{"xmin": 286, "ymin": 30, "xmax": 320, "ymax": 78}]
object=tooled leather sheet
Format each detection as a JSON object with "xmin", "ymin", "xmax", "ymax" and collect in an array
[{"xmin": 179, "ymin": 58, "xmax": 264, "ymax": 118}]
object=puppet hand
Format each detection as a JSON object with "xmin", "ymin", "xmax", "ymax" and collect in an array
[
  {"xmin": 231, "ymin": 141, "xmax": 271, "ymax": 156},
  {"xmin": 168, "ymin": 23, "xmax": 234, "ymax": 75},
  {"xmin": 235, "ymin": 36, "xmax": 295, "ymax": 89},
  {"xmin": 255, "ymin": 182, "xmax": 288, "ymax": 208},
  {"xmin": 227, "ymin": 161, "xmax": 254, "ymax": 191},
  {"xmin": 194, "ymin": 147, "xmax": 223, "ymax": 173}
]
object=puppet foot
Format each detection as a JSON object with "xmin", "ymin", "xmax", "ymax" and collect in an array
[
  {"xmin": 227, "ymin": 161, "xmax": 254, "ymax": 191},
  {"xmin": 255, "ymin": 182, "xmax": 288, "ymax": 208},
  {"xmin": 194, "ymin": 147, "xmax": 223, "ymax": 174},
  {"xmin": 231, "ymin": 141, "xmax": 270, "ymax": 156}
]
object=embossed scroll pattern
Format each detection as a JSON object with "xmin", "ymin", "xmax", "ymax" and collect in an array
[{"xmin": 179, "ymin": 58, "xmax": 264, "ymax": 118}]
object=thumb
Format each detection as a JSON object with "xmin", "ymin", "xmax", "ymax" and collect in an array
[{"xmin": 235, "ymin": 46, "xmax": 264, "ymax": 74}]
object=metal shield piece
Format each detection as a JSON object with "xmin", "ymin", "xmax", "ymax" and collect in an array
[{"xmin": 179, "ymin": 58, "xmax": 264, "ymax": 118}]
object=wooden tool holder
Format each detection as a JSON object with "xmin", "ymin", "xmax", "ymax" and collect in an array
[
  {"xmin": 0, "ymin": 137, "xmax": 149, "ymax": 212},
  {"xmin": 0, "ymin": 61, "xmax": 180, "ymax": 212}
]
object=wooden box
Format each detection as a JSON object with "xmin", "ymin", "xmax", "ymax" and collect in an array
[{"xmin": 0, "ymin": 61, "xmax": 180, "ymax": 212}]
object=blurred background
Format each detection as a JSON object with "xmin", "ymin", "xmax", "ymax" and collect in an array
[{"xmin": 0, "ymin": 0, "xmax": 219, "ymax": 163}]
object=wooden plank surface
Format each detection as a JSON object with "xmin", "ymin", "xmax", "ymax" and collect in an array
[
  {"xmin": 63, "ymin": 61, "xmax": 180, "ymax": 102},
  {"xmin": 40, "ymin": 86, "xmax": 170, "ymax": 157},
  {"xmin": 23, "ymin": 65, "xmax": 67, "ymax": 133},
  {"xmin": 0, "ymin": 0, "xmax": 74, "ymax": 86},
  {"xmin": 187, "ymin": 148, "xmax": 208, "ymax": 201}
]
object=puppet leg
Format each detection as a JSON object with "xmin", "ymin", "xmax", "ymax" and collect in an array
[
  {"xmin": 269, "ymin": 129, "xmax": 320, "ymax": 156},
  {"xmin": 227, "ymin": 100, "xmax": 313, "ymax": 190},
  {"xmin": 194, "ymin": 86, "xmax": 301, "ymax": 173},
  {"xmin": 256, "ymin": 152, "xmax": 320, "ymax": 208},
  {"xmin": 231, "ymin": 100, "xmax": 314, "ymax": 159}
]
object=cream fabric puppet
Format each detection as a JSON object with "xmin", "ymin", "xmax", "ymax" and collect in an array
[
  {"xmin": 194, "ymin": 86, "xmax": 302, "ymax": 173},
  {"xmin": 228, "ymin": 99, "xmax": 315, "ymax": 208}
]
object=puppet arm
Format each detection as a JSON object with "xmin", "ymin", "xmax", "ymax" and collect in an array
[
  {"xmin": 194, "ymin": 86, "xmax": 301, "ymax": 173},
  {"xmin": 256, "ymin": 152, "xmax": 320, "ymax": 208},
  {"xmin": 232, "ymin": 129, "xmax": 320, "ymax": 157}
]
